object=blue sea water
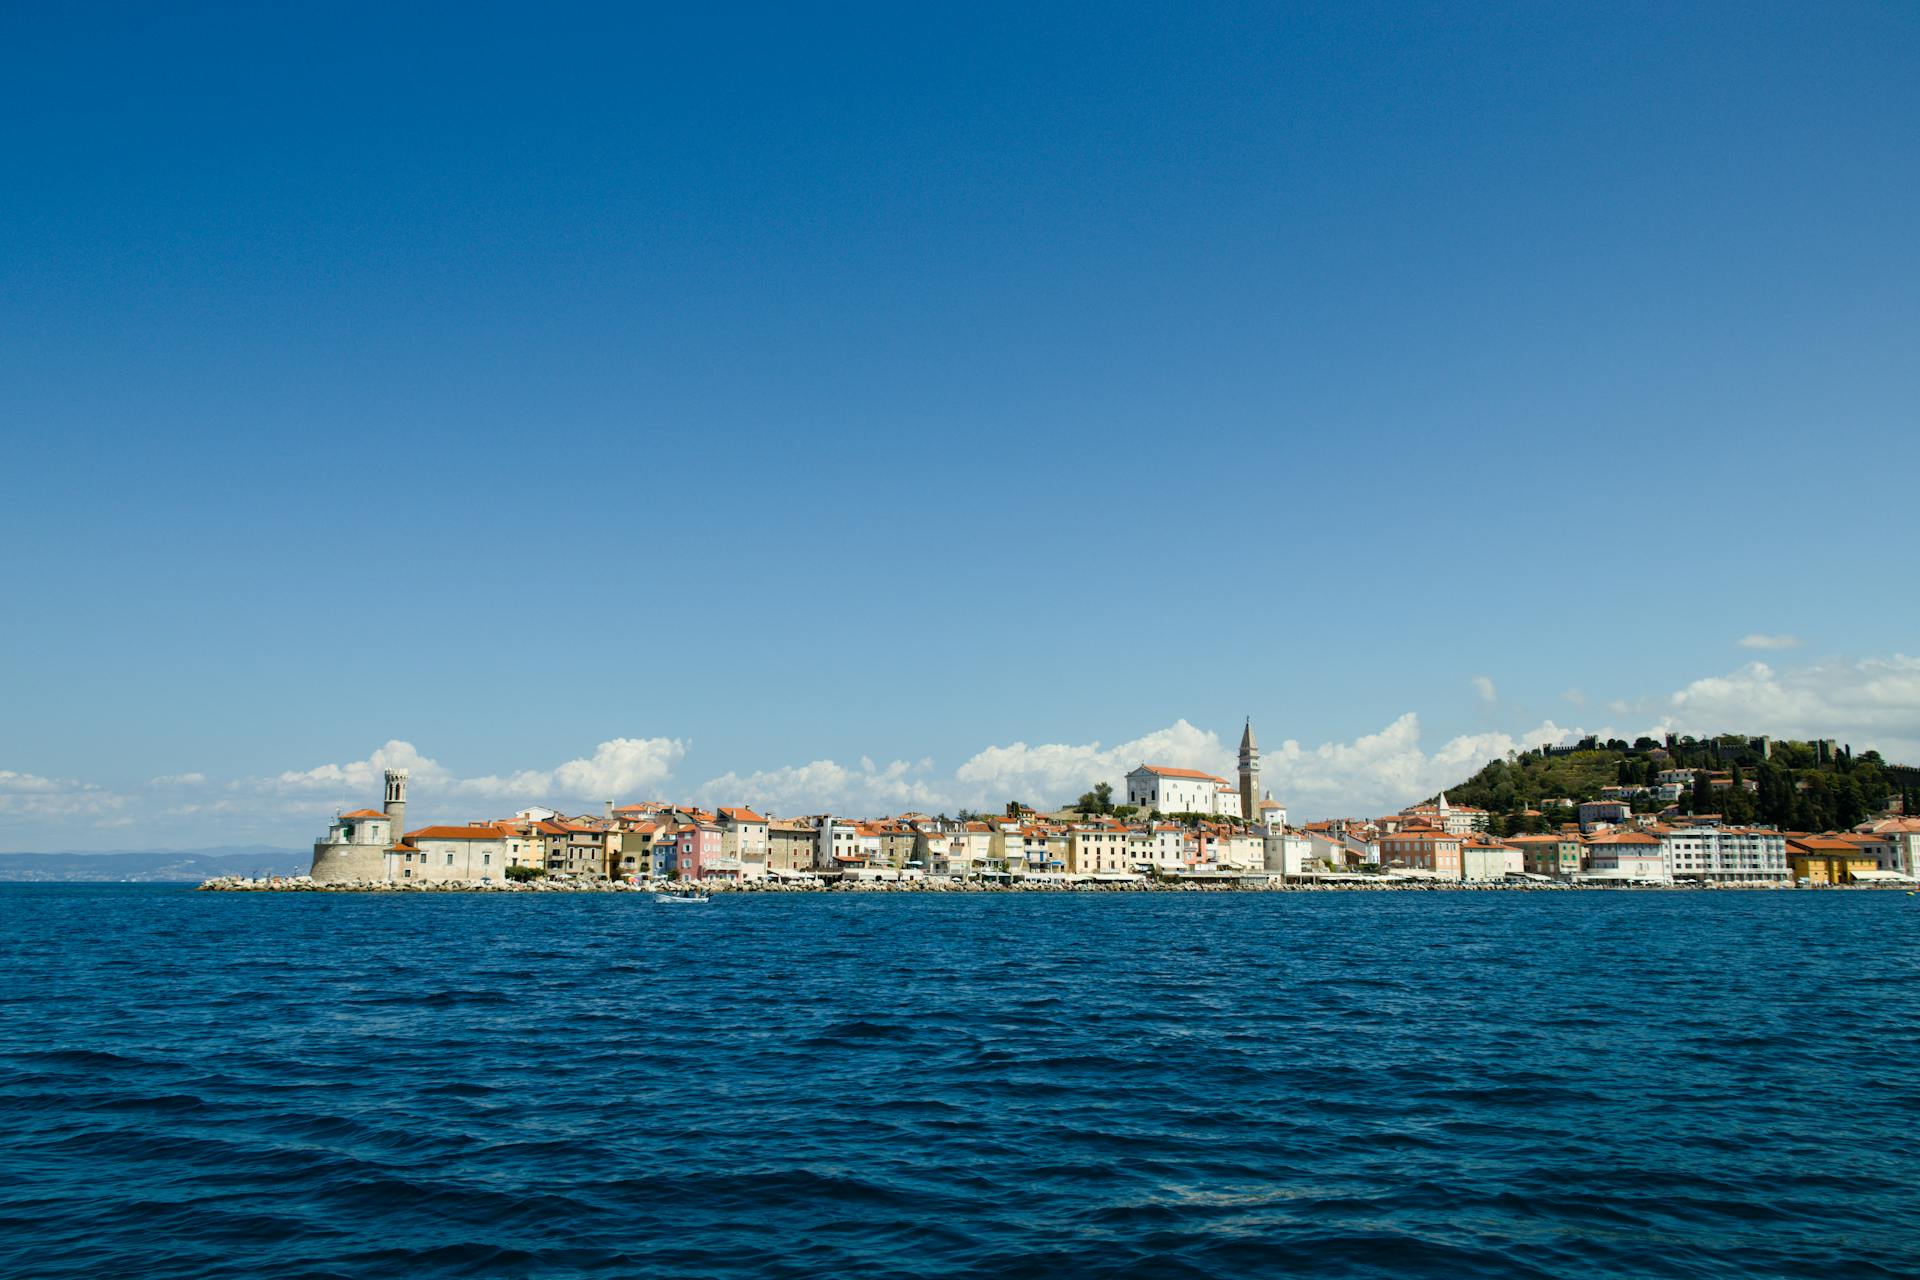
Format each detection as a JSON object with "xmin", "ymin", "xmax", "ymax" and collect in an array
[{"xmin": 1, "ymin": 886, "xmax": 1916, "ymax": 1279}]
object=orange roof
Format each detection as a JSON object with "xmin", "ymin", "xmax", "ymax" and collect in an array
[
  {"xmin": 1137, "ymin": 763, "xmax": 1228, "ymax": 782},
  {"xmin": 717, "ymin": 807, "xmax": 767, "ymax": 823},
  {"xmin": 407, "ymin": 825, "xmax": 512, "ymax": 841},
  {"xmin": 339, "ymin": 809, "xmax": 388, "ymax": 820},
  {"xmin": 1587, "ymin": 831, "xmax": 1659, "ymax": 845},
  {"xmin": 1789, "ymin": 835, "xmax": 1868, "ymax": 853}
]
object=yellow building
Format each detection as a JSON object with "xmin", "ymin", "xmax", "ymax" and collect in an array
[{"xmin": 1786, "ymin": 835, "xmax": 1880, "ymax": 884}]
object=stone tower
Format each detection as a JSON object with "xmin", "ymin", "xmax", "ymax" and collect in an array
[
  {"xmin": 1238, "ymin": 719, "xmax": 1259, "ymax": 820},
  {"xmin": 384, "ymin": 768, "xmax": 408, "ymax": 842}
]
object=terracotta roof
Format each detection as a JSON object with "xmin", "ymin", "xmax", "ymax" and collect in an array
[
  {"xmin": 717, "ymin": 807, "xmax": 767, "ymax": 823},
  {"xmin": 1586, "ymin": 831, "xmax": 1659, "ymax": 845},
  {"xmin": 1788, "ymin": 835, "xmax": 1868, "ymax": 853},
  {"xmin": 339, "ymin": 809, "xmax": 388, "ymax": 820},
  {"xmin": 1136, "ymin": 764, "xmax": 1228, "ymax": 782},
  {"xmin": 407, "ymin": 825, "xmax": 512, "ymax": 841}
]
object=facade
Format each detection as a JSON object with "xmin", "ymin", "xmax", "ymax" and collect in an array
[
  {"xmin": 1459, "ymin": 835, "xmax": 1520, "ymax": 881},
  {"xmin": 715, "ymin": 807, "xmax": 770, "ymax": 879},
  {"xmin": 309, "ymin": 807, "xmax": 395, "ymax": 884},
  {"xmin": 1584, "ymin": 830, "xmax": 1669, "ymax": 881},
  {"xmin": 1851, "ymin": 817, "xmax": 1920, "ymax": 876},
  {"xmin": 1398, "ymin": 794, "xmax": 1487, "ymax": 835},
  {"xmin": 1126, "ymin": 764, "xmax": 1243, "ymax": 817},
  {"xmin": 309, "ymin": 768, "xmax": 412, "ymax": 884},
  {"xmin": 1578, "ymin": 800, "xmax": 1634, "ymax": 832},
  {"xmin": 1507, "ymin": 833, "xmax": 1583, "ymax": 879},
  {"xmin": 671, "ymin": 821, "xmax": 726, "ymax": 879},
  {"xmin": 1264, "ymin": 829, "xmax": 1315, "ymax": 876},
  {"xmin": 1787, "ymin": 836, "xmax": 1881, "ymax": 884},
  {"xmin": 1238, "ymin": 720, "xmax": 1259, "ymax": 823},
  {"xmin": 1067, "ymin": 824, "xmax": 1131, "ymax": 874},
  {"xmin": 767, "ymin": 820, "xmax": 818, "ymax": 873},
  {"xmin": 390, "ymin": 824, "xmax": 512, "ymax": 883},
  {"xmin": 1380, "ymin": 828, "xmax": 1463, "ymax": 877},
  {"xmin": 1657, "ymin": 826, "xmax": 1787, "ymax": 884}
]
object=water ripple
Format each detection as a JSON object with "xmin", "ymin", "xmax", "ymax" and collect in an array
[{"xmin": 0, "ymin": 885, "xmax": 1916, "ymax": 1278}]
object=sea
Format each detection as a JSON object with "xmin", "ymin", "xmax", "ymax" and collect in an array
[{"xmin": 1, "ymin": 885, "xmax": 1915, "ymax": 1279}]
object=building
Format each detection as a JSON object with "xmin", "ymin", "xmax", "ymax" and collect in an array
[
  {"xmin": 1577, "ymin": 799, "xmax": 1634, "ymax": 832},
  {"xmin": 1786, "ymin": 835, "xmax": 1880, "ymax": 885},
  {"xmin": 1459, "ymin": 834, "xmax": 1520, "ymax": 881},
  {"xmin": 714, "ymin": 807, "xmax": 770, "ymax": 879},
  {"xmin": 670, "ymin": 820, "xmax": 726, "ymax": 879},
  {"xmin": 767, "ymin": 819, "xmax": 818, "ymax": 873},
  {"xmin": 309, "ymin": 768, "xmax": 412, "ymax": 884},
  {"xmin": 1851, "ymin": 817, "xmax": 1920, "ymax": 877},
  {"xmin": 310, "ymin": 807, "xmax": 396, "ymax": 884},
  {"xmin": 1658, "ymin": 826, "xmax": 1788, "ymax": 884},
  {"xmin": 1380, "ymin": 828, "xmax": 1462, "ymax": 877},
  {"xmin": 1398, "ymin": 794, "xmax": 1487, "ymax": 835},
  {"xmin": 1506, "ymin": 833, "xmax": 1583, "ymax": 880},
  {"xmin": 1254, "ymin": 796, "xmax": 1288, "ymax": 829},
  {"xmin": 1125, "ymin": 764, "xmax": 1243, "ymax": 817},
  {"xmin": 391, "ymin": 824, "xmax": 513, "ymax": 883},
  {"xmin": 1583, "ymin": 830, "xmax": 1669, "ymax": 881},
  {"xmin": 1067, "ymin": 823, "xmax": 1131, "ymax": 875},
  {"xmin": 1263, "ymin": 828, "xmax": 1316, "ymax": 877},
  {"xmin": 1238, "ymin": 720, "xmax": 1259, "ymax": 823}
]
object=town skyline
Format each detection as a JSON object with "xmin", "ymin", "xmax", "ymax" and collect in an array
[{"xmin": 7, "ymin": 666, "xmax": 1919, "ymax": 853}]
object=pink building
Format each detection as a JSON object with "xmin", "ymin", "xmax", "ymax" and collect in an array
[{"xmin": 672, "ymin": 821, "xmax": 728, "ymax": 880}]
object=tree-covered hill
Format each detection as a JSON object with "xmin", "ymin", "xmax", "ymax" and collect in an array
[{"xmin": 1436, "ymin": 734, "xmax": 1914, "ymax": 836}]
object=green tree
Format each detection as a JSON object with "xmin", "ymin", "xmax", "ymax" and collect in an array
[{"xmin": 1074, "ymin": 782, "xmax": 1114, "ymax": 816}]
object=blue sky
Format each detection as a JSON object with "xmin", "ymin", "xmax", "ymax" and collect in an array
[{"xmin": 4, "ymin": 3, "xmax": 1917, "ymax": 848}]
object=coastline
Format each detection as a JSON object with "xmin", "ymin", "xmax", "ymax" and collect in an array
[{"xmin": 194, "ymin": 875, "xmax": 1868, "ymax": 894}]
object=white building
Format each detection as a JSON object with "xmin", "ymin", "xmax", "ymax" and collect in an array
[
  {"xmin": 1126, "ymin": 764, "xmax": 1242, "ymax": 817},
  {"xmin": 715, "ymin": 807, "xmax": 770, "ymax": 881},
  {"xmin": 1584, "ymin": 830, "xmax": 1671, "ymax": 881},
  {"xmin": 389, "ymin": 824, "xmax": 513, "ymax": 883},
  {"xmin": 1852, "ymin": 818, "xmax": 1920, "ymax": 876},
  {"xmin": 1657, "ymin": 825, "xmax": 1788, "ymax": 884},
  {"xmin": 1263, "ymin": 829, "xmax": 1315, "ymax": 876}
]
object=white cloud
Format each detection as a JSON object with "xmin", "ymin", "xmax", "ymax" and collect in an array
[
  {"xmin": 1471, "ymin": 675, "xmax": 1497, "ymax": 703},
  {"xmin": 547, "ymin": 738, "xmax": 686, "ymax": 799},
  {"xmin": 270, "ymin": 740, "xmax": 451, "ymax": 793},
  {"xmin": 148, "ymin": 772, "xmax": 207, "ymax": 787},
  {"xmin": 1738, "ymin": 633, "xmax": 1803, "ymax": 651},
  {"xmin": 1562, "ymin": 688, "xmax": 1587, "ymax": 706},
  {"xmin": 952, "ymin": 719, "xmax": 1231, "ymax": 809},
  {"xmin": 1260, "ymin": 714, "xmax": 1576, "ymax": 818},
  {"xmin": 1667, "ymin": 655, "xmax": 1920, "ymax": 759},
  {"xmin": 715, "ymin": 715, "xmax": 1584, "ymax": 821},
  {"xmin": 0, "ymin": 770, "xmax": 129, "ymax": 820},
  {"xmin": 697, "ymin": 756, "xmax": 943, "ymax": 816}
]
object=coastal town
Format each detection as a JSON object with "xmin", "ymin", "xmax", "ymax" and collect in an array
[{"xmin": 237, "ymin": 723, "xmax": 1920, "ymax": 892}]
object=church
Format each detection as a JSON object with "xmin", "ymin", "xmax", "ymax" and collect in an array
[{"xmin": 1124, "ymin": 720, "xmax": 1275, "ymax": 820}]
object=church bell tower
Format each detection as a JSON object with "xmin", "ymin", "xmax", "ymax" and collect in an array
[
  {"xmin": 1238, "ymin": 719, "xmax": 1259, "ymax": 820},
  {"xmin": 384, "ymin": 768, "xmax": 408, "ymax": 842}
]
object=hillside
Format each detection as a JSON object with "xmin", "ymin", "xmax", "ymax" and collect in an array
[
  {"xmin": 1435, "ymin": 734, "xmax": 1915, "ymax": 836},
  {"xmin": 0, "ymin": 849, "xmax": 308, "ymax": 883}
]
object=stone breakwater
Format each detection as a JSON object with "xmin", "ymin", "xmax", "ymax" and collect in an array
[{"xmin": 194, "ymin": 874, "xmax": 1701, "ymax": 894}]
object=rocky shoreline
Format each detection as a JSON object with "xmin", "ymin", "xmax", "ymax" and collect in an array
[{"xmin": 192, "ymin": 874, "xmax": 1819, "ymax": 894}]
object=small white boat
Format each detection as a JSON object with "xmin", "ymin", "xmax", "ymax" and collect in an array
[{"xmin": 654, "ymin": 892, "xmax": 710, "ymax": 904}]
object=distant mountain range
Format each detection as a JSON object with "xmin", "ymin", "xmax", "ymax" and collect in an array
[{"xmin": 0, "ymin": 848, "xmax": 308, "ymax": 882}]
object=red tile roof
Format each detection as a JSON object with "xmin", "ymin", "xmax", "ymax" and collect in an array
[{"xmin": 1137, "ymin": 764, "xmax": 1228, "ymax": 782}]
